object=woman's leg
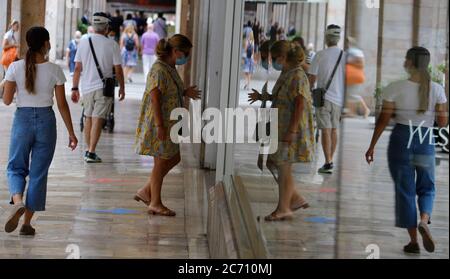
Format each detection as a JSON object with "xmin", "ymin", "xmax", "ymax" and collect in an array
[
  {"xmin": 123, "ymin": 67, "xmax": 129, "ymax": 81},
  {"xmin": 265, "ymin": 162, "xmax": 296, "ymax": 221},
  {"xmin": 388, "ymin": 126, "xmax": 418, "ymax": 245},
  {"xmin": 27, "ymin": 109, "xmax": 57, "ymax": 213},
  {"xmin": 407, "ymin": 228, "xmax": 418, "ymax": 244},
  {"xmin": 273, "ymin": 163, "xmax": 295, "ymax": 214},
  {"xmin": 359, "ymin": 98, "xmax": 371, "ymax": 118},
  {"xmin": 4, "ymin": 110, "xmax": 32, "ymax": 233},
  {"xmin": 142, "ymin": 54, "xmax": 150, "ymax": 78},
  {"xmin": 7, "ymin": 111, "xmax": 33, "ymax": 204},
  {"xmin": 149, "ymin": 153, "xmax": 181, "ymax": 212},
  {"xmin": 414, "ymin": 146, "xmax": 436, "ymax": 252},
  {"xmin": 23, "ymin": 210, "xmax": 35, "ymax": 226}
]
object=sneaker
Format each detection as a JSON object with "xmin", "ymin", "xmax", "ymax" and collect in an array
[
  {"xmin": 86, "ymin": 153, "xmax": 102, "ymax": 163},
  {"xmin": 83, "ymin": 151, "xmax": 89, "ymax": 162},
  {"xmin": 318, "ymin": 163, "xmax": 333, "ymax": 174},
  {"xmin": 403, "ymin": 242, "xmax": 420, "ymax": 254}
]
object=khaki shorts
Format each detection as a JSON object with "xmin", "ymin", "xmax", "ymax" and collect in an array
[
  {"xmin": 82, "ymin": 89, "xmax": 113, "ymax": 119},
  {"xmin": 316, "ymin": 100, "xmax": 342, "ymax": 129}
]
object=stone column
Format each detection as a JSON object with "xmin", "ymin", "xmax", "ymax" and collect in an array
[
  {"xmin": 316, "ymin": 2, "xmax": 327, "ymax": 51},
  {"xmin": 19, "ymin": 0, "xmax": 46, "ymax": 58},
  {"xmin": 0, "ymin": 0, "xmax": 12, "ymax": 34}
]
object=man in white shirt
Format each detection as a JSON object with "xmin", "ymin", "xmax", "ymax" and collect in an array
[
  {"xmin": 308, "ymin": 25, "xmax": 346, "ymax": 174},
  {"xmin": 71, "ymin": 12, "xmax": 125, "ymax": 164}
]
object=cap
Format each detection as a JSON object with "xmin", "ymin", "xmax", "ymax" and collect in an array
[
  {"xmin": 92, "ymin": 12, "xmax": 111, "ymax": 25},
  {"xmin": 325, "ymin": 24, "xmax": 341, "ymax": 37}
]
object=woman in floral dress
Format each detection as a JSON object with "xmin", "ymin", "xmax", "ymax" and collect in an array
[
  {"xmin": 134, "ymin": 34, "xmax": 201, "ymax": 217},
  {"xmin": 249, "ymin": 40, "xmax": 315, "ymax": 221}
]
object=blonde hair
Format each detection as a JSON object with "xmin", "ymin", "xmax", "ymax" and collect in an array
[
  {"xmin": 156, "ymin": 34, "xmax": 193, "ymax": 60},
  {"xmin": 406, "ymin": 47, "xmax": 431, "ymax": 114},
  {"xmin": 9, "ymin": 20, "xmax": 19, "ymax": 30},
  {"xmin": 124, "ymin": 25, "xmax": 136, "ymax": 35},
  {"xmin": 270, "ymin": 40, "xmax": 305, "ymax": 67}
]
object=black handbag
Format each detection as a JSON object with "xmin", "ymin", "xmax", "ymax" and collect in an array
[
  {"xmin": 89, "ymin": 37, "xmax": 116, "ymax": 98},
  {"xmin": 312, "ymin": 50, "xmax": 343, "ymax": 108}
]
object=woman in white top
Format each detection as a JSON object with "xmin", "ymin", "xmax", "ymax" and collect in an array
[
  {"xmin": 0, "ymin": 20, "xmax": 20, "ymax": 95},
  {"xmin": 366, "ymin": 47, "xmax": 448, "ymax": 254},
  {"xmin": 3, "ymin": 27, "xmax": 78, "ymax": 236}
]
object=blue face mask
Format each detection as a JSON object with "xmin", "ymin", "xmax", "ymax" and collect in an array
[
  {"xmin": 272, "ymin": 59, "xmax": 283, "ymax": 71},
  {"xmin": 261, "ymin": 59, "xmax": 269, "ymax": 70},
  {"xmin": 176, "ymin": 55, "xmax": 189, "ymax": 66}
]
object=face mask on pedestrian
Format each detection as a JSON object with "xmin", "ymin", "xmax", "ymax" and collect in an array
[
  {"xmin": 272, "ymin": 58, "xmax": 283, "ymax": 71},
  {"xmin": 175, "ymin": 50, "xmax": 190, "ymax": 66}
]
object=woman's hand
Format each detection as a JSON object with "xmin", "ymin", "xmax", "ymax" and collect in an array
[
  {"xmin": 365, "ymin": 147, "xmax": 374, "ymax": 165},
  {"xmin": 248, "ymin": 89, "xmax": 261, "ymax": 104},
  {"xmin": 69, "ymin": 134, "xmax": 78, "ymax": 151},
  {"xmin": 184, "ymin": 86, "xmax": 202, "ymax": 100},
  {"xmin": 157, "ymin": 126, "xmax": 168, "ymax": 141}
]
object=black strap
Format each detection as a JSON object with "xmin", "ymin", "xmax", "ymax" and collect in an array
[
  {"xmin": 325, "ymin": 50, "xmax": 344, "ymax": 91},
  {"xmin": 88, "ymin": 37, "xmax": 104, "ymax": 81}
]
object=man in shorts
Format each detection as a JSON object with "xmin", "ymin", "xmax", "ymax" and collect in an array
[
  {"xmin": 308, "ymin": 25, "xmax": 346, "ymax": 174},
  {"xmin": 71, "ymin": 12, "xmax": 125, "ymax": 163}
]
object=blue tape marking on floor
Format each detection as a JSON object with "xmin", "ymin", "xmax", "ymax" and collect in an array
[
  {"xmin": 82, "ymin": 208, "xmax": 139, "ymax": 215},
  {"xmin": 304, "ymin": 216, "xmax": 336, "ymax": 224}
]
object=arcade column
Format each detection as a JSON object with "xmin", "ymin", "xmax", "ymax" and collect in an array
[{"xmin": 19, "ymin": 0, "xmax": 46, "ymax": 58}]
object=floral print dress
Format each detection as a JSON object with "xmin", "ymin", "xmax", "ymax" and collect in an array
[
  {"xmin": 135, "ymin": 60, "xmax": 185, "ymax": 159},
  {"xmin": 267, "ymin": 67, "xmax": 315, "ymax": 166}
]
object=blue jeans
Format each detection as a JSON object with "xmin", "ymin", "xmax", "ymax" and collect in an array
[
  {"xmin": 388, "ymin": 124, "xmax": 436, "ymax": 229},
  {"xmin": 7, "ymin": 107, "xmax": 57, "ymax": 212}
]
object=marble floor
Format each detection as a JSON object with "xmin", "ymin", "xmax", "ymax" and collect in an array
[{"xmin": 0, "ymin": 71, "xmax": 210, "ymax": 259}]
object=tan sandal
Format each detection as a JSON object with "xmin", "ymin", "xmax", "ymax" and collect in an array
[
  {"xmin": 134, "ymin": 194, "xmax": 150, "ymax": 206},
  {"xmin": 264, "ymin": 212, "xmax": 293, "ymax": 222},
  {"xmin": 291, "ymin": 201, "xmax": 310, "ymax": 212},
  {"xmin": 148, "ymin": 207, "xmax": 176, "ymax": 217}
]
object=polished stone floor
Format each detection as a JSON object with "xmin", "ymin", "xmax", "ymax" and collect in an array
[{"xmin": 0, "ymin": 70, "xmax": 209, "ymax": 259}]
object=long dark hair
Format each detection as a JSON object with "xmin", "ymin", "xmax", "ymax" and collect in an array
[
  {"xmin": 25, "ymin": 27, "xmax": 50, "ymax": 94},
  {"xmin": 406, "ymin": 47, "xmax": 431, "ymax": 114}
]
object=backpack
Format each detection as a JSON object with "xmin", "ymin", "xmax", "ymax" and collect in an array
[
  {"xmin": 125, "ymin": 35, "xmax": 135, "ymax": 51},
  {"xmin": 246, "ymin": 41, "xmax": 253, "ymax": 59}
]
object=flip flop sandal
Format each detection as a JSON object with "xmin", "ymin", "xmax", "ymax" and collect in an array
[
  {"xmin": 134, "ymin": 194, "xmax": 150, "ymax": 206},
  {"xmin": 264, "ymin": 212, "xmax": 294, "ymax": 222},
  {"xmin": 148, "ymin": 207, "xmax": 176, "ymax": 217},
  {"xmin": 291, "ymin": 201, "xmax": 310, "ymax": 212},
  {"xmin": 418, "ymin": 222, "xmax": 435, "ymax": 253},
  {"xmin": 5, "ymin": 203, "xmax": 26, "ymax": 233}
]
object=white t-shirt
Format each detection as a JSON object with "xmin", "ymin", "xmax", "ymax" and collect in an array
[
  {"xmin": 3, "ymin": 30, "xmax": 18, "ymax": 44},
  {"xmin": 74, "ymin": 34, "xmax": 122, "ymax": 95},
  {"xmin": 309, "ymin": 46, "xmax": 346, "ymax": 107},
  {"xmin": 5, "ymin": 60, "xmax": 66, "ymax": 107},
  {"xmin": 383, "ymin": 80, "xmax": 447, "ymax": 128}
]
